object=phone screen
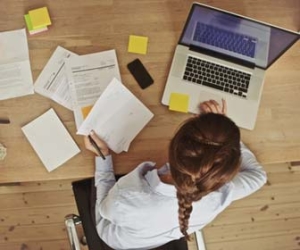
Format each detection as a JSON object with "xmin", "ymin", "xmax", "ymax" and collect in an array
[{"xmin": 127, "ymin": 59, "xmax": 154, "ymax": 89}]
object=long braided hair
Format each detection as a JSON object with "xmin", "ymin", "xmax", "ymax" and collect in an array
[{"xmin": 169, "ymin": 113, "xmax": 241, "ymax": 239}]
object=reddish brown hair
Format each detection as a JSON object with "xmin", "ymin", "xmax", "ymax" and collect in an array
[{"xmin": 169, "ymin": 113, "xmax": 241, "ymax": 239}]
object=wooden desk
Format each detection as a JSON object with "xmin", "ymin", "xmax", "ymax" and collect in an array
[{"xmin": 0, "ymin": 0, "xmax": 299, "ymax": 184}]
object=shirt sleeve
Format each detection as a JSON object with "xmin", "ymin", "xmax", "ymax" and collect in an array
[
  {"xmin": 94, "ymin": 155, "xmax": 126, "ymax": 248},
  {"xmin": 94, "ymin": 155, "xmax": 116, "ymax": 203},
  {"xmin": 230, "ymin": 142, "xmax": 267, "ymax": 201}
]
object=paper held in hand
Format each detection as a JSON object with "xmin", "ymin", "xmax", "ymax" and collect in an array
[{"xmin": 77, "ymin": 78, "xmax": 154, "ymax": 153}]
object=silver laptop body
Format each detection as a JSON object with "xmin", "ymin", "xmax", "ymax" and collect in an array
[{"xmin": 162, "ymin": 3, "xmax": 299, "ymax": 130}]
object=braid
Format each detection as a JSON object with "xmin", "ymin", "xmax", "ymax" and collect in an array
[
  {"xmin": 169, "ymin": 113, "xmax": 241, "ymax": 239},
  {"xmin": 177, "ymin": 192, "xmax": 194, "ymax": 240}
]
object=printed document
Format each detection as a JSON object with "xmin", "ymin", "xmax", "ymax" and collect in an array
[
  {"xmin": 22, "ymin": 108, "xmax": 80, "ymax": 172},
  {"xmin": 34, "ymin": 46, "xmax": 77, "ymax": 110},
  {"xmin": 65, "ymin": 49, "xmax": 121, "ymax": 129},
  {"xmin": 77, "ymin": 78, "xmax": 154, "ymax": 153},
  {"xmin": 0, "ymin": 29, "xmax": 34, "ymax": 100}
]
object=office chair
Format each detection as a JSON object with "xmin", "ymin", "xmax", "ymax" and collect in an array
[{"xmin": 65, "ymin": 177, "xmax": 188, "ymax": 250}]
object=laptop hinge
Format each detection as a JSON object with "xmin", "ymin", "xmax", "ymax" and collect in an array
[{"xmin": 189, "ymin": 45, "xmax": 255, "ymax": 69}]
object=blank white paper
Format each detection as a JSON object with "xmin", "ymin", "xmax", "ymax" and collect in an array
[{"xmin": 22, "ymin": 108, "xmax": 80, "ymax": 172}]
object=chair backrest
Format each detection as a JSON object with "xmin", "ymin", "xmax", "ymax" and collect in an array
[
  {"xmin": 71, "ymin": 177, "xmax": 188, "ymax": 250},
  {"xmin": 72, "ymin": 178, "xmax": 114, "ymax": 250}
]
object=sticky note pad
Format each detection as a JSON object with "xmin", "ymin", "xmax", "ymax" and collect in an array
[
  {"xmin": 24, "ymin": 14, "xmax": 35, "ymax": 31},
  {"xmin": 169, "ymin": 93, "xmax": 189, "ymax": 113},
  {"xmin": 24, "ymin": 14, "xmax": 48, "ymax": 34},
  {"xmin": 29, "ymin": 7, "xmax": 52, "ymax": 29},
  {"xmin": 128, "ymin": 35, "xmax": 148, "ymax": 54}
]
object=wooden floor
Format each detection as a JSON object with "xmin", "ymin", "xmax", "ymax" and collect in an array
[{"xmin": 0, "ymin": 162, "xmax": 299, "ymax": 250}]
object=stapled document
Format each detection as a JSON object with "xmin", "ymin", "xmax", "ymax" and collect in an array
[
  {"xmin": 0, "ymin": 29, "xmax": 34, "ymax": 100},
  {"xmin": 34, "ymin": 46, "xmax": 78, "ymax": 110}
]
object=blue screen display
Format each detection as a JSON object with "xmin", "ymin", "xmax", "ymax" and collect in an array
[{"xmin": 180, "ymin": 4, "xmax": 299, "ymax": 69}]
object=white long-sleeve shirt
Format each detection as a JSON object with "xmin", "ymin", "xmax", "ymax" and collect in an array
[{"xmin": 95, "ymin": 143, "xmax": 267, "ymax": 250}]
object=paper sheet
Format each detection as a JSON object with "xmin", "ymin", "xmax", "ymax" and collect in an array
[
  {"xmin": 0, "ymin": 29, "xmax": 34, "ymax": 100},
  {"xmin": 65, "ymin": 49, "xmax": 121, "ymax": 129},
  {"xmin": 34, "ymin": 46, "xmax": 77, "ymax": 110},
  {"xmin": 22, "ymin": 108, "xmax": 80, "ymax": 172},
  {"xmin": 77, "ymin": 78, "xmax": 154, "ymax": 154}
]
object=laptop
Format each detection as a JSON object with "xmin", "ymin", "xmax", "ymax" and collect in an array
[{"xmin": 161, "ymin": 3, "xmax": 299, "ymax": 130}]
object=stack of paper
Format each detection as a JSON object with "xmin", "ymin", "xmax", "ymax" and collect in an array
[
  {"xmin": 32, "ymin": 46, "xmax": 153, "ymax": 155},
  {"xmin": 24, "ymin": 7, "xmax": 52, "ymax": 35},
  {"xmin": 65, "ymin": 49, "xmax": 121, "ymax": 129}
]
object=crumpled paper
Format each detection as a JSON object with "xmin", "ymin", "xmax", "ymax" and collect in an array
[{"xmin": 0, "ymin": 143, "xmax": 7, "ymax": 160}]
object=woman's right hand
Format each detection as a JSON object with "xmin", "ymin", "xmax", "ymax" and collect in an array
[
  {"xmin": 84, "ymin": 130, "xmax": 110, "ymax": 157},
  {"xmin": 199, "ymin": 99, "xmax": 227, "ymax": 116}
]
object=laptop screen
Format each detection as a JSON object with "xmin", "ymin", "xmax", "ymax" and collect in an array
[{"xmin": 179, "ymin": 4, "xmax": 299, "ymax": 69}]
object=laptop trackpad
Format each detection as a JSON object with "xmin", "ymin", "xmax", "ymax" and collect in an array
[
  {"xmin": 189, "ymin": 90, "xmax": 225, "ymax": 114},
  {"xmin": 199, "ymin": 90, "xmax": 223, "ymax": 103}
]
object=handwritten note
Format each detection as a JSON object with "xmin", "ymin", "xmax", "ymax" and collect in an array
[{"xmin": 77, "ymin": 78, "xmax": 154, "ymax": 153}]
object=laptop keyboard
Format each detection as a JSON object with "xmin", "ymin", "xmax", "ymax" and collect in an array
[
  {"xmin": 193, "ymin": 22, "xmax": 257, "ymax": 58},
  {"xmin": 183, "ymin": 56, "xmax": 251, "ymax": 98}
]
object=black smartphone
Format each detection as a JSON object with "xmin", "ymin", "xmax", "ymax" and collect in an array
[{"xmin": 127, "ymin": 59, "xmax": 154, "ymax": 89}]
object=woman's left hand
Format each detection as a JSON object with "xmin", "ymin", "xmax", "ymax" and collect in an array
[{"xmin": 199, "ymin": 99, "xmax": 227, "ymax": 116}]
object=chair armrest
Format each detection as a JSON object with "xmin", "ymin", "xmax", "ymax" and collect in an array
[{"xmin": 65, "ymin": 214, "xmax": 82, "ymax": 250}]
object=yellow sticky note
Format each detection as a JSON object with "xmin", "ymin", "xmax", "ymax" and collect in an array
[
  {"xmin": 24, "ymin": 14, "xmax": 48, "ymax": 35},
  {"xmin": 169, "ymin": 93, "xmax": 189, "ymax": 113},
  {"xmin": 128, "ymin": 35, "xmax": 148, "ymax": 55},
  {"xmin": 29, "ymin": 7, "xmax": 52, "ymax": 29},
  {"xmin": 81, "ymin": 105, "xmax": 93, "ymax": 119}
]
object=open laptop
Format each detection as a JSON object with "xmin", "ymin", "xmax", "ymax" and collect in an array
[{"xmin": 162, "ymin": 3, "xmax": 299, "ymax": 130}]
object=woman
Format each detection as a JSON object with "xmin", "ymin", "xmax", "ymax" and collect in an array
[{"xmin": 84, "ymin": 100, "xmax": 267, "ymax": 250}]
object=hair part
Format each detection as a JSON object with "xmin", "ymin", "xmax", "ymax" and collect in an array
[{"xmin": 169, "ymin": 113, "xmax": 241, "ymax": 239}]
